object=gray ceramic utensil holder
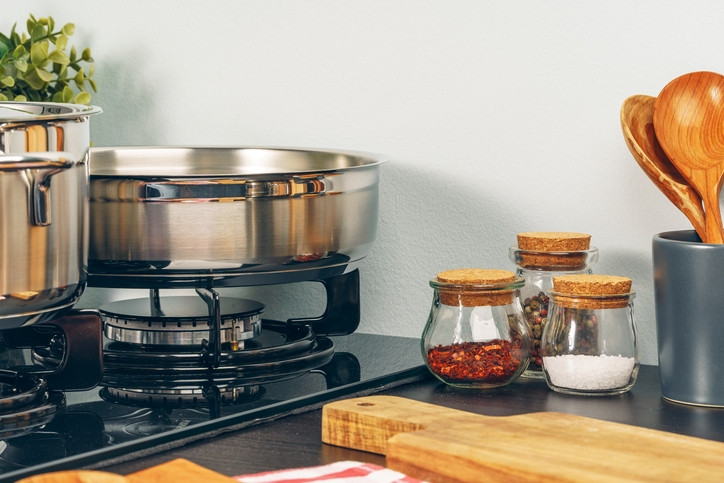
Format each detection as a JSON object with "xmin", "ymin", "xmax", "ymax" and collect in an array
[{"xmin": 652, "ymin": 230, "xmax": 724, "ymax": 407}]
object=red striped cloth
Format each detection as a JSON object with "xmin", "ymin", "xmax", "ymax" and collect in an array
[{"xmin": 234, "ymin": 461, "xmax": 425, "ymax": 483}]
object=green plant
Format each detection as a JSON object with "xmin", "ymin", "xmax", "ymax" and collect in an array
[{"xmin": 0, "ymin": 14, "xmax": 96, "ymax": 104}]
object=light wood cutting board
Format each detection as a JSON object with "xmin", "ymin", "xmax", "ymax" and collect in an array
[{"xmin": 321, "ymin": 395, "xmax": 724, "ymax": 482}]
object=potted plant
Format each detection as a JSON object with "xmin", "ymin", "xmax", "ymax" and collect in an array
[{"xmin": 0, "ymin": 13, "xmax": 96, "ymax": 104}]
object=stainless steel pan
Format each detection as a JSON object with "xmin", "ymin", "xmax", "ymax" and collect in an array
[
  {"xmin": 0, "ymin": 102, "xmax": 101, "ymax": 328},
  {"xmin": 88, "ymin": 146, "xmax": 386, "ymax": 285}
]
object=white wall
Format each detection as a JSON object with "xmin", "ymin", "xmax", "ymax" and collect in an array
[{"xmin": 6, "ymin": 1, "xmax": 722, "ymax": 365}]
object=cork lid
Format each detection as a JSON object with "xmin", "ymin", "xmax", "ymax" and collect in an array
[
  {"xmin": 517, "ymin": 232, "xmax": 591, "ymax": 251},
  {"xmin": 552, "ymin": 274, "xmax": 633, "ymax": 308},
  {"xmin": 433, "ymin": 269, "xmax": 519, "ymax": 307},
  {"xmin": 514, "ymin": 232, "xmax": 594, "ymax": 270},
  {"xmin": 437, "ymin": 268, "xmax": 516, "ymax": 285}
]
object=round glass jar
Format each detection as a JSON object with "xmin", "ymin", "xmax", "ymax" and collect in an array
[
  {"xmin": 422, "ymin": 269, "xmax": 532, "ymax": 389},
  {"xmin": 509, "ymin": 232, "xmax": 598, "ymax": 379},
  {"xmin": 540, "ymin": 274, "xmax": 639, "ymax": 396}
]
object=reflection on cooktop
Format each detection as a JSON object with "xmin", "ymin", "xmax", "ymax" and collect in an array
[{"xmin": 0, "ymin": 333, "xmax": 425, "ymax": 483}]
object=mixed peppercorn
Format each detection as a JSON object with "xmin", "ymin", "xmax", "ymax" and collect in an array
[{"xmin": 522, "ymin": 291, "xmax": 549, "ymax": 371}]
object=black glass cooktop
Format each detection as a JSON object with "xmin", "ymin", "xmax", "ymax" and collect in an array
[{"xmin": 0, "ymin": 331, "xmax": 427, "ymax": 482}]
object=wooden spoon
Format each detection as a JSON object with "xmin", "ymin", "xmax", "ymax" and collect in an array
[
  {"xmin": 654, "ymin": 71, "xmax": 724, "ymax": 244},
  {"xmin": 621, "ymin": 95, "xmax": 706, "ymax": 239}
]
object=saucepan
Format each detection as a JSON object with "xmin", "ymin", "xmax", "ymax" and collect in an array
[
  {"xmin": 0, "ymin": 102, "xmax": 101, "ymax": 328},
  {"xmin": 88, "ymin": 146, "xmax": 387, "ymax": 286}
]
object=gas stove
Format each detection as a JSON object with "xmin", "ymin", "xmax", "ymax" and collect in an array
[{"xmin": 0, "ymin": 269, "xmax": 426, "ymax": 482}]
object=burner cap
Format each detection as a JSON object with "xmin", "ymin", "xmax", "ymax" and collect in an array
[{"xmin": 100, "ymin": 296, "xmax": 264, "ymax": 346}]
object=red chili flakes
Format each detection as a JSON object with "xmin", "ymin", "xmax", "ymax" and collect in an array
[{"xmin": 426, "ymin": 339, "xmax": 524, "ymax": 384}]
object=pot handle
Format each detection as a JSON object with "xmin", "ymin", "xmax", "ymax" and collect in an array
[{"xmin": 0, "ymin": 153, "xmax": 76, "ymax": 226}]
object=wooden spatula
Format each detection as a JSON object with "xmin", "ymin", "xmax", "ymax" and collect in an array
[
  {"xmin": 654, "ymin": 71, "xmax": 724, "ymax": 244},
  {"xmin": 621, "ymin": 94, "xmax": 706, "ymax": 239},
  {"xmin": 322, "ymin": 395, "xmax": 724, "ymax": 482}
]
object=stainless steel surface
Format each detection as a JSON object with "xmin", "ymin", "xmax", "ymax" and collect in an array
[
  {"xmin": 0, "ymin": 102, "xmax": 101, "ymax": 328},
  {"xmin": 88, "ymin": 147, "xmax": 386, "ymax": 282}
]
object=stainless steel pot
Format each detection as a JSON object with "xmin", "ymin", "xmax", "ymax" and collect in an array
[
  {"xmin": 0, "ymin": 102, "xmax": 101, "ymax": 328},
  {"xmin": 88, "ymin": 146, "xmax": 386, "ymax": 285}
]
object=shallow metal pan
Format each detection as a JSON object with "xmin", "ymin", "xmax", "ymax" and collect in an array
[{"xmin": 88, "ymin": 146, "xmax": 386, "ymax": 286}]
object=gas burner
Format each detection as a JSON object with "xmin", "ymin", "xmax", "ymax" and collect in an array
[
  {"xmin": 99, "ymin": 383, "xmax": 265, "ymax": 411},
  {"xmin": 101, "ymin": 296, "xmax": 263, "ymax": 348},
  {"xmin": 100, "ymin": 320, "xmax": 334, "ymax": 409},
  {"xmin": 0, "ymin": 373, "xmax": 64, "ymax": 440}
]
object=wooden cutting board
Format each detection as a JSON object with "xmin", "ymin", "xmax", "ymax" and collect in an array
[{"xmin": 321, "ymin": 395, "xmax": 724, "ymax": 482}]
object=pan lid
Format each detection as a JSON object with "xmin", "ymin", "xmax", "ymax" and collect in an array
[{"xmin": 0, "ymin": 101, "xmax": 101, "ymax": 122}]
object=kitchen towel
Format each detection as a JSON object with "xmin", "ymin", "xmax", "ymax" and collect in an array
[{"xmin": 234, "ymin": 460, "xmax": 425, "ymax": 483}]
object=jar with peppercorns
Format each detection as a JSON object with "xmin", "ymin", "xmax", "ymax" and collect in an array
[
  {"xmin": 508, "ymin": 232, "xmax": 599, "ymax": 379},
  {"xmin": 540, "ymin": 274, "xmax": 639, "ymax": 396},
  {"xmin": 421, "ymin": 268, "xmax": 532, "ymax": 388}
]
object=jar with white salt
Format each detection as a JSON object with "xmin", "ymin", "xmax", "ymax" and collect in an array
[{"xmin": 540, "ymin": 274, "xmax": 639, "ymax": 395}]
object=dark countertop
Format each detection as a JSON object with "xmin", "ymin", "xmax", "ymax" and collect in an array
[{"xmin": 100, "ymin": 364, "xmax": 724, "ymax": 478}]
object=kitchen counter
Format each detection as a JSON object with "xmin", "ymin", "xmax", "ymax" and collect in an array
[{"xmin": 99, "ymin": 364, "xmax": 724, "ymax": 478}]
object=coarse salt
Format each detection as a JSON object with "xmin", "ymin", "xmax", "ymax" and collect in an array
[{"xmin": 542, "ymin": 354, "xmax": 635, "ymax": 391}]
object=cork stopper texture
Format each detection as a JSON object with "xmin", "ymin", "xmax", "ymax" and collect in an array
[
  {"xmin": 436, "ymin": 268, "xmax": 516, "ymax": 306},
  {"xmin": 516, "ymin": 232, "xmax": 591, "ymax": 269},
  {"xmin": 552, "ymin": 274, "xmax": 633, "ymax": 309}
]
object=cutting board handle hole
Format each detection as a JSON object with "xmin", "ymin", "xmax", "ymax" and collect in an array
[{"xmin": 357, "ymin": 402, "xmax": 375, "ymax": 407}]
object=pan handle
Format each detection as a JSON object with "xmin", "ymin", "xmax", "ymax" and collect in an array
[{"xmin": 1, "ymin": 153, "xmax": 76, "ymax": 226}]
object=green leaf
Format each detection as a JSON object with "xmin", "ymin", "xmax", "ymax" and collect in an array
[
  {"xmin": 55, "ymin": 34, "xmax": 67, "ymax": 51},
  {"xmin": 23, "ymin": 68, "xmax": 45, "ymax": 90},
  {"xmin": 0, "ymin": 93, "xmax": 7, "ymax": 101},
  {"xmin": 30, "ymin": 23, "xmax": 46, "ymax": 42},
  {"xmin": 62, "ymin": 85, "xmax": 73, "ymax": 102},
  {"xmin": 26, "ymin": 17, "xmax": 36, "ymax": 36},
  {"xmin": 69, "ymin": 45, "xmax": 76, "ymax": 62},
  {"xmin": 30, "ymin": 41, "xmax": 48, "ymax": 67},
  {"xmin": 13, "ymin": 45, "xmax": 27, "ymax": 59},
  {"xmin": 15, "ymin": 58, "xmax": 28, "ymax": 73},
  {"xmin": 73, "ymin": 69, "xmax": 85, "ymax": 89},
  {"xmin": 48, "ymin": 49, "xmax": 70, "ymax": 65},
  {"xmin": 81, "ymin": 48, "xmax": 92, "ymax": 62},
  {"xmin": 74, "ymin": 91, "xmax": 90, "ymax": 105},
  {"xmin": 35, "ymin": 66, "xmax": 53, "ymax": 82},
  {"xmin": 1, "ymin": 76, "xmax": 14, "ymax": 87},
  {"xmin": 88, "ymin": 78, "xmax": 97, "ymax": 92},
  {"xmin": 62, "ymin": 23, "xmax": 75, "ymax": 36},
  {"xmin": 0, "ymin": 38, "xmax": 9, "ymax": 59}
]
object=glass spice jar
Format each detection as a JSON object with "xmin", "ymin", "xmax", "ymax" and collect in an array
[
  {"xmin": 421, "ymin": 268, "xmax": 532, "ymax": 389},
  {"xmin": 509, "ymin": 232, "xmax": 598, "ymax": 379},
  {"xmin": 540, "ymin": 274, "xmax": 639, "ymax": 396}
]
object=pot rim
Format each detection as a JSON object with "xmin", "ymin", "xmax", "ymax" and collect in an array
[
  {"xmin": 89, "ymin": 145, "xmax": 388, "ymax": 178},
  {"xmin": 0, "ymin": 101, "xmax": 101, "ymax": 123}
]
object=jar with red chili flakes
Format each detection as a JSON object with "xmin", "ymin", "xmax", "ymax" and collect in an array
[
  {"xmin": 422, "ymin": 268, "xmax": 532, "ymax": 388},
  {"xmin": 509, "ymin": 232, "xmax": 599, "ymax": 379}
]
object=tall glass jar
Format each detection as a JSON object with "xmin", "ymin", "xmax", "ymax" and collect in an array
[
  {"xmin": 422, "ymin": 269, "xmax": 532, "ymax": 389},
  {"xmin": 540, "ymin": 274, "xmax": 639, "ymax": 396},
  {"xmin": 509, "ymin": 232, "xmax": 598, "ymax": 378}
]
